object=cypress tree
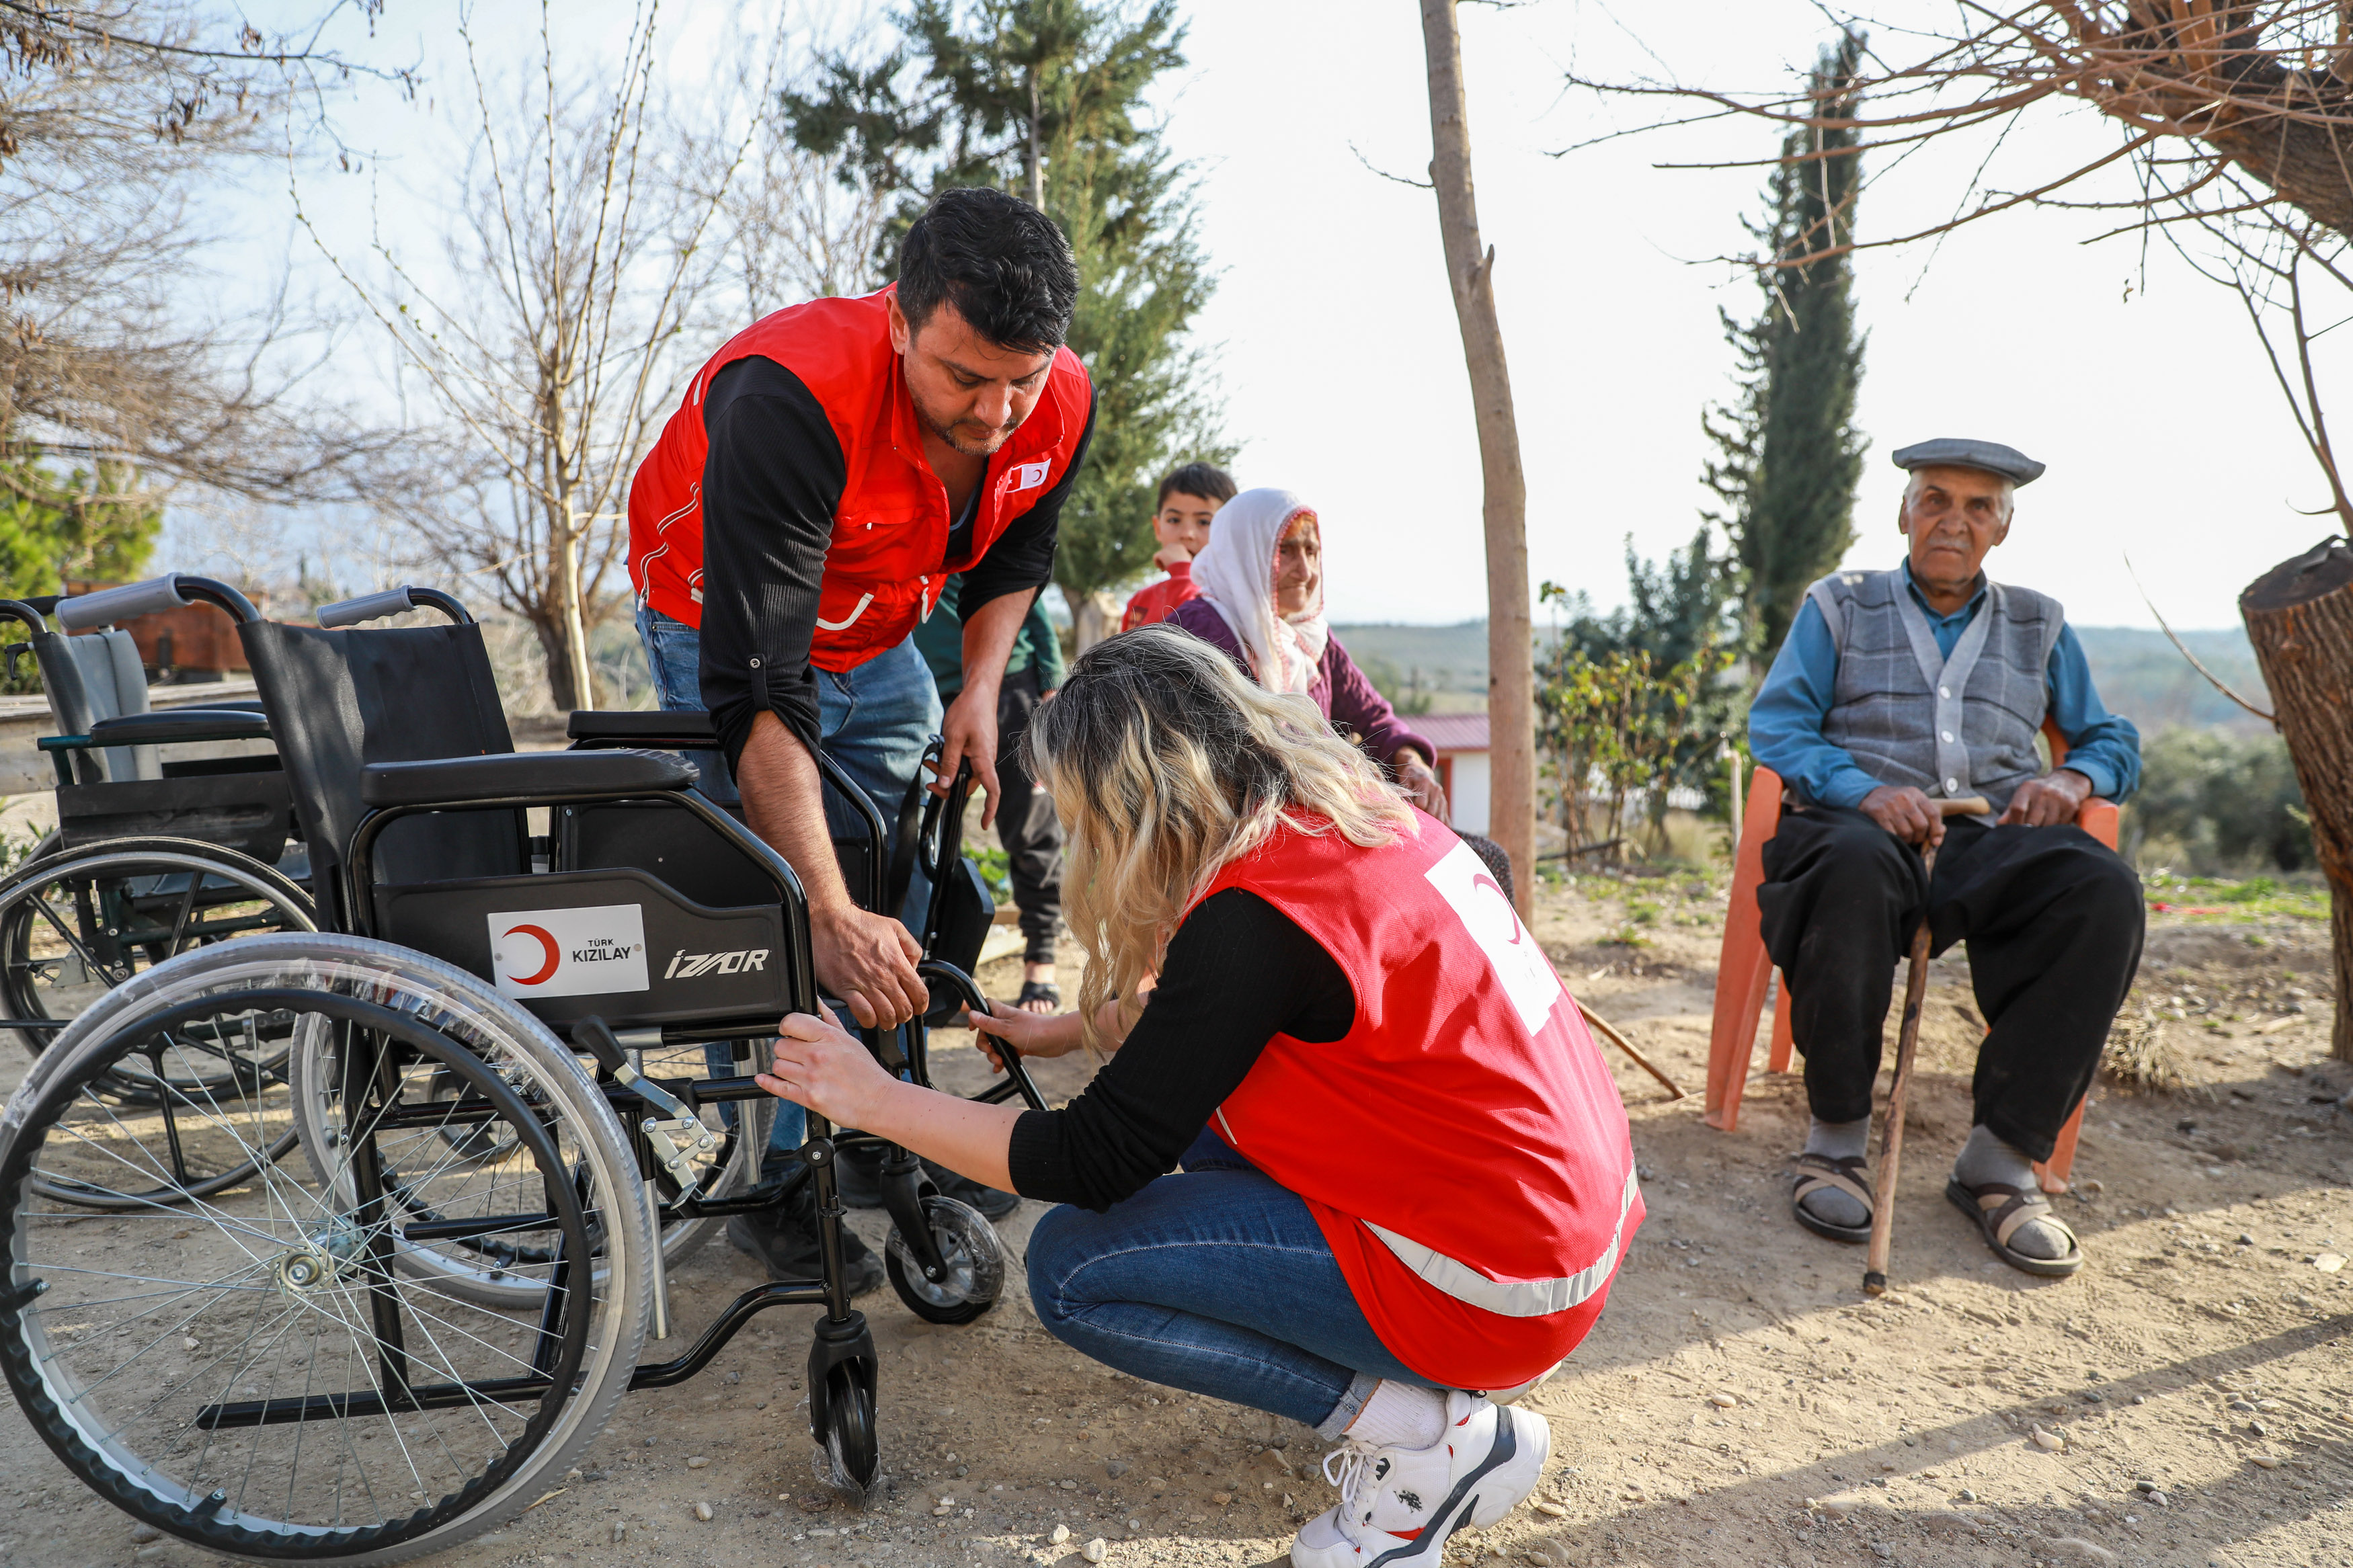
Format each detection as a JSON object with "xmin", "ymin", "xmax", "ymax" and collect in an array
[
  {"xmin": 783, "ymin": 2, "xmax": 1226, "ymax": 620},
  {"xmin": 1703, "ymin": 30, "xmax": 1868, "ymax": 665}
]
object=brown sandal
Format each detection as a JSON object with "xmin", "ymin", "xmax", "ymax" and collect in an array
[
  {"xmin": 1946, "ymin": 1178, "xmax": 2085, "ymax": 1278},
  {"xmin": 1791, "ymin": 1152, "xmax": 1874, "ymax": 1243}
]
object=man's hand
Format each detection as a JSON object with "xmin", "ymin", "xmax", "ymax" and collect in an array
[
  {"xmin": 811, "ymin": 903, "xmax": 926, "ymax": 1028},
  {"xmin": 1859, "ymin": 784, "xmax": 1947, "ymax": 848},
  {"xmin": 1395, "ymin": 750, "xmax": 1449, "ymax": 820},
  {"xmin": 937, "ymin": 682, "xmax": 1004, "ymax": 826},
  {"xmin": 758, "ymin": 1011, "xmax": 896, "ymax": 1129},
  {"xmin": 1999, "ymin": 767, "xmax": 2092, "ymax": 828}
]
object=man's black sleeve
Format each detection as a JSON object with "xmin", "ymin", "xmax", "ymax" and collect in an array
[
  {"xmin": 1005, "ymin": 888, "xmax": 1355, "ymax": 1210},
  {"xmin": 955, "ymin": 387, "xmax": 1096, "ymax": 618},
  {"xmin": 696, "ymin": 356, "xmax": 846, "ymax": 770}
]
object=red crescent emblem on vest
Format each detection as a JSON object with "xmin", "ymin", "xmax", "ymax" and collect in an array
[
  {"xmin": 503, "ymin": 924, "xmax": 561, "ymax": 985},
  {"xmin": 1469, "ymin": 873, "xmax": 1523, "ymax": 943}
]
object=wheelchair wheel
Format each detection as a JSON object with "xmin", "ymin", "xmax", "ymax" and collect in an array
[
  {"xmin": 288, "ymin": 1013, "xmax": 770, "ymax": 1307},
  {"xmin": 883, "ymin": 1194, "xmax": 1004, "ymax": 1325},
  {"xmin": 0, "ymin": 836, "xmax": 316, "ymax": 1058},
  {"xmin": 0, "ymin": 839, "xmax": 316, "ymax": 1210},
  {"xmin": 820, "ymin": 1362, "xmax": 879, "ymax": 1493},
  {"xmin": 0, "ymin": 933, "xmax": 651, "ymax": 1565}
]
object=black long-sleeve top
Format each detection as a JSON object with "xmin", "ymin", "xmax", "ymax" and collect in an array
[
  {"xmin": 1006, "ymin": 889, "xmax": 1357, "ymax": 1210},
  {"xmin": 696, "ymin": 354, "xmax": 1094, "ymax": 769}
]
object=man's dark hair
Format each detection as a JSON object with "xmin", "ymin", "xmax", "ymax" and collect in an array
[
  {"xmin": 1156, "ymin": 462, "xmax": 1237, "ymax": 509},
  {"xmin": 897, "ymin": 188, "xmax": 1079, "ymax": 356},
  {"xmin": 1458, "ymin": 833, "xmax": 1515, "ymax": 904}
]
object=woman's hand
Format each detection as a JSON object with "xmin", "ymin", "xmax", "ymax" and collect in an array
[
  {"xmin": 967, "ymin": 999, "xmax": 1084, "ymax": 1073},
  {"xmin": 1396, "ymin": 749, "xmax": 1449, "ymax": 820},
  {"xmin": 756, "ymin": 1012, "xmax": 898, "ymax": 1128}
]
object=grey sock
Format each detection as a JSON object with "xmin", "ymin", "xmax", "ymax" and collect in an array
[
  {"xmin": 1796, "ymin": 1116, "xmax": 1872, "ymax": 1228},
  {"xmin": 1952, "ymin": 1124, "xmax": 2069, "ymax": 1261}
]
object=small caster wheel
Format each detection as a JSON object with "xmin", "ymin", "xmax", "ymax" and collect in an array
[
  {"xmin": 820, "ymin": 1362, "xmax": 879, "ymax": 1495},
  {"xmin": 884, "ymin": 1194, "xmax": 1004, "ymax": 1324}
]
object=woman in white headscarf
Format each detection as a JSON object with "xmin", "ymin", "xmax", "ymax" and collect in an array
[{"xmin": 1168, "ymin": 487, "xmax": 1449, "ymax": 818}]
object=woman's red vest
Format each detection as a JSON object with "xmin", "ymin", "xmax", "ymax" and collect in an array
[
  {"xmin": 1199, "ymin": 813, "xmax": 1643, "ymax": 1391},
  {"xmin": 627, "ymin": 286, "xmax": 1092, "ymax": 671}
]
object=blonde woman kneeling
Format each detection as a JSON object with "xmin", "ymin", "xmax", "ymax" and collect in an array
[{"xmin": 756, "ymin": 626, "xmax": 1643, "ymax": 1567}]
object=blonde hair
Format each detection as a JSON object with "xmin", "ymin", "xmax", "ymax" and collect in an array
[{"xmin": 1025, "ymin": 623, "xmax": 1415, "ymax": 1051}]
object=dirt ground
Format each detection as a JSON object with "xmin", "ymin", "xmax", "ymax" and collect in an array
[{"xmin": 0, "ymin": 865, "xmax": 2348, "ymax": 1568}]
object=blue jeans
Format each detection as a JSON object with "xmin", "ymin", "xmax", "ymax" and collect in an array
[
  {"xmin": 636, "ymin": 604, "xmax": 738, "ymax": 804},
  {"xmin": 1025, "ymin": 1132, "xmax": 1439, "ymax": 1436},
  {"xmin": 633, "ymin": 607, "xmax": 945, "ymax": 1171}
]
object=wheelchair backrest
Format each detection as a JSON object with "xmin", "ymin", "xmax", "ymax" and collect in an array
[
  {"xmin": 33, "ymin": 628, "xmax": 157, "ymax": 783},
  {"xmin": 239, "ymin": 619, "xmax": 524, "ymax": 913}
]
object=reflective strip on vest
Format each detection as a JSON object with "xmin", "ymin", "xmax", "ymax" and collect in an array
[{"xmin": 1363, "ymin": 1163, "xmax": 1640, "ymax": 1319}]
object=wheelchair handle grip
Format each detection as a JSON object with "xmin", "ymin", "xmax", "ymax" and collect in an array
[
  {"xmin": 58, "ymin": 573, "xmax": 259, "ymax": 629},
  {"xmin": 59, "ymin": 575, "xmax": 188, "ymax": 630},
  {"xmin": 316, "ymin": 585, "xmax": 474, "ymax": 628},
  {"xmin": 317, "ymin": 587, "xmax": 414, "ymax": 628}
]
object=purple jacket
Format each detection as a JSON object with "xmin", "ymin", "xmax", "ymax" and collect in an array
[{"xmin": 1167, "ymin": 597, "xmax": 1435, "ymax": 768}]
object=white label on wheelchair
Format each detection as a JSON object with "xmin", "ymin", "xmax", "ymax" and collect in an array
[
  {"xmin": 488, "ymin": 903, "xmax": 651, "ymax": 998},
  {"xmin": 1423, "ymin": 839, "xmax": 1565, "ymax": 1036}
]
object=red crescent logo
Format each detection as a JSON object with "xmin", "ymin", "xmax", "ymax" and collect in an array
[
  {"xmin": 1469, "ymin": 873, "xmax": 1525, "ymax": 944},
  {"xmin": 503, "ymin": 924, "xmax": 561, "ymax": 985}
]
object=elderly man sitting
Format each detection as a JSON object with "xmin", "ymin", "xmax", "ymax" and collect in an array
[{"xmin": 1747, "ymin": 438, "xmax": 2143, "ymax": 1278}]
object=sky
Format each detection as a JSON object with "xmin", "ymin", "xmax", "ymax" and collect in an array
[{"xmin": 224, "ymin": 0, "xmax": 2346, "ymax": 632}]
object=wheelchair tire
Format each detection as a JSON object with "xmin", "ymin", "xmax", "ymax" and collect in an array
[
  {"xmin": 0, "ymin": 932, "xmax": 653, "ymax": 1565},
  {"xmin": 883, "ymin": 1194, "xmax": 1004, "ymax": 1325},
  {"xmin": 820, "ymin": 1362, "xmax": 879, "ymax": 1493},
  {"xmin": 0, "ymin": 838, "xmax": 317, "ymax": 1210},
  {"xmin": 0, "ymin": 835, "xmax": 316, "ymax": 1058}
]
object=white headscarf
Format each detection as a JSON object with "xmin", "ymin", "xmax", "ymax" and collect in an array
[{"xmin": 1188, "ymin": 486, "xmax": 1329, "ymax": 696}]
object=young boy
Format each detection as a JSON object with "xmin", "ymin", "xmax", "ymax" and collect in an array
[{"xmin": 1120, "ymin": 462, "xmax": 1236, "ymax": 632}]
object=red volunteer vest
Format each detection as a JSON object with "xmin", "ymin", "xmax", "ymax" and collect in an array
[
  {"xmin": 627, "ymin": 287, "xmax": 1092, "ymax": 670},
  {"xmin": 1201, "ymin": 813, "xmax": 1642, "ymax": 1391}
]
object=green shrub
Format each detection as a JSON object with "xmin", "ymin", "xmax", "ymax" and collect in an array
[{"xmin": 2126, "ymin": 727, "xmax": 2310, "ymax": 874}]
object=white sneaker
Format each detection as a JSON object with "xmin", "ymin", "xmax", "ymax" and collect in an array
[{"xmin": 1290, "ymin": 1390, "xmax": 1550, "ymax": 1567}]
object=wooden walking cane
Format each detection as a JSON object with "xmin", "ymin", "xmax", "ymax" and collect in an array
[{"xmin": 1864, "ymin": 797, "xmax": 1990, "ymax": 1296}]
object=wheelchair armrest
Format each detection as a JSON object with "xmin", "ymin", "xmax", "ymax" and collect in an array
[
  {"xmin": 89, "ymin": 708, "xmax": 272, "ymax": 747},
  {"xmin": 567, "ymin": 708, "xmax": 715, "ymax": 746},
  {"xmin": 360, "ymin": 747, "xmax": 696, "ymax": 809}
]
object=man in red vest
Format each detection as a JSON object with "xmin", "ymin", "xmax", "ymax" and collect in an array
[{"xmin": 628, "ymin": 188, "xmax": 1093, "ymax": 1284}]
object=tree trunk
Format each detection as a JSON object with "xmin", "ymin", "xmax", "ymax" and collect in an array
[
  {"xmin": 1027, "ymin": 72, "xmax": 1045, "ymax": 210},
  {"xmin": 1419, "ymin": 0, "xmax": 1534, "ymax": 915},
  {"xmin": 543, "ymin": 511, "xmax": 599, "ymax": 712},
  {"xmin": 2240, "ymin": 538, "xmax": 2353, "ymax": 1062},
  {"xmin": 1070, "ymin": 589, "xmax": 1121, "ymax": 656}
]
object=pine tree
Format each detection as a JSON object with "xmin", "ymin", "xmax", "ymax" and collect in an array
[
  {"xmin": 783, "ymin": 1, "xmax": 1227, "ymax": 629},
  {"xmin": 1704, "ymin": 30, "xmax": 1868, "ymax": 665}
]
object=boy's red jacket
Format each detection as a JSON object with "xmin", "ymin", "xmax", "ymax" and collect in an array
[{"xmin": 1120, "ymin": 562, "xmax": 1200, "ymax": 632}]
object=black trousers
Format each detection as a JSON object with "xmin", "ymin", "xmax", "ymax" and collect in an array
[
  {"xmin": 1755, "ymin": 807, "xmax": 2144, "ymax": 1161},
  {"xmin": 995, "ymin": 667, "xmax": 1064, "ymax": 966}
]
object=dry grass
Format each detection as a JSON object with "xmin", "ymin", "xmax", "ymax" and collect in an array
[{"xmin": 2102, "ymin": 999, "xmax": 2202, "ymax": 1097}]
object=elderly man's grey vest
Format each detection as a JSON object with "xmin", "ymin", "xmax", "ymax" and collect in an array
[{"xmin": 1805, "ymin": 569, "xmax": 2063, "ymax": 811}]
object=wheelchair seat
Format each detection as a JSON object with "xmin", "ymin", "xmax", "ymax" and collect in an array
[{"xmin": 362, "ymin": 747, "xmax": 694, "ymax": 808}]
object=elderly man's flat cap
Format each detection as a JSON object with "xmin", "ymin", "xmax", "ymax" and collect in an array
[{"xmin": 1890, "ymin": 438, "xmax": 2044, "ymax": 486}]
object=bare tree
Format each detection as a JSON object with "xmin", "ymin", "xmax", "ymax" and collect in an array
[
  {"xmin": 1421, "ymin": 0, "xmax": 1536, "ymax": 912},
  {"xmin": 301, "ymin": 3, "xmax": 764, "ymax": 708},
  {"xmin": 1568, "ymin": 2, "xmax": 2353, "ymax": 1057},
  {"xmin": 0, "ymin": 1, "xmax": 411, "ymax": 555}
]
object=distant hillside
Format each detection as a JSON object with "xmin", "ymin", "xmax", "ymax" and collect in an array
[{"xmin": 1334, "ymin": 619, "xmax": 2270, "ymax": 735}]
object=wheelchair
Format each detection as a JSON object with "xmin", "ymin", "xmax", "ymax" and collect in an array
[
  {"xmin": 0, "ymin": 576, "xmax": 1047, "ymax": 1561},
  {"xmin": 0, "ymin": 591, "xmax": 315, "ymax": 1204}
]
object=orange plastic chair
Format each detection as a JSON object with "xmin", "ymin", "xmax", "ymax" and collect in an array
[{"xmin": 1706, "ymin": 717, "xmax": 2118, "ymax": 1193}]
